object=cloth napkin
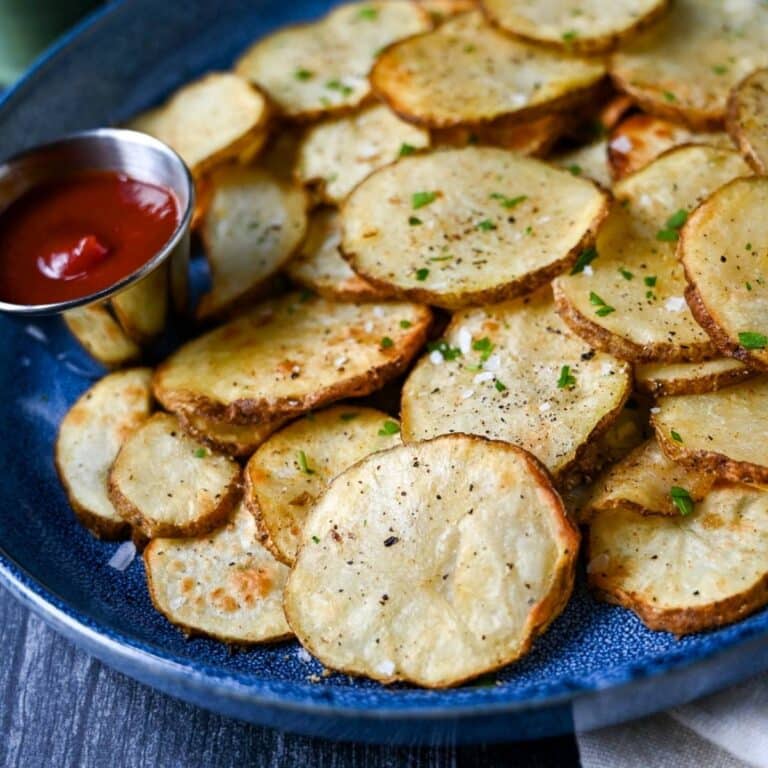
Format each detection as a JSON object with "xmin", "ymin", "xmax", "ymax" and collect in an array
[{"xmin": 576, "ymin": 673, "xmax": 768, "ymax": 768}]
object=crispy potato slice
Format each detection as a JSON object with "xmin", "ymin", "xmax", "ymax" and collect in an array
[
  {"xmin": 64, "ymin": 304, "xmax": 141, "ymax": 368},
  {"xmin": 127, "ymin": 73, "xmax": 269, "ymax": 176},
  {"xmin": 177, "ymin": 411, "xmax": 288, "ymax": 459},
  {"xmin": 284, "ymin": 434, "xmax": 579, "ymax": 687},
  {"xmin": 342, "ymin": 146, "xmax": 609, "ymax": 309},
  {"xmin": 681, "ymin": 178, "xmax": 768, "ymax": 372},
  {"xmin": 652, "ymin": 378, "xmax": 768, "ymax": 485},
  {"xmin": 245, "ymin": 406, "xmax": 402, "ymax": 565},
  {"xmin": 111, "ymin": 265, "xmax": 168, "ymax": 344},
  {"xmin": 580, "ymin": 439, "xmax": 714, "ymax": 522},
  {"xmin": 296, "ymin": 103, "xmax": 430, "ymax": 204},
  {"xmin": 108, "ymin": 413, "xmax": 242, "ymax": 538},
  {"xmin": 635, "ymin": 358, "xmax": 755, "ymax": 397},
  {"xmin": 235, "ymin": 2, "xmax": 429, "ymax": 120},
  {"xmin": 55, "ymin": 369, "xmax": 152, "ymax": 539},
  {"xmin": 417, "ymin": 0, "xmax": 476, "ymax": 25},
  {"xmin": 553, "ymin": 146, "xmax": 751, "ymax": 362},
  {"xmin": 144, "ymin": 503, "xmax": 291, "ymax": 643},
  {"xmin": 727, "ymin": 69, "xmax": 768, "ymax": 174},
  {"xmin": 588, "ymin": 486, "xmax": 768, "ymax": 635},
  {"xmin": 285, "ymin": 208, "xmax": 389, "ymax": 302},
  {"xmin": 481, "ymin": 0, "xmax": 669, "ymax": 55},
  {"xmin": 611, "ymin": 0, "xmax": 768, "ymax": 131},
  {"xmin": 553, "ymin": 140, "xmax": 611, "ymax": 189},
  {"xmin": 154, "ymin": 292, "xmax": 432, "ymax": 425},
  {"xmin": 197, "ymin": 165, "xmax": 308, "ymax": 320},
  {"xmin": 401, "ymin": 288, "xmax": 631, "ymax": 480},
  {"xmin": 608, "ymin": 113, "xmax": 732, "ymax": 180},
  {"xmin": 371, "ymin": 12, "xmax": 605, "ymax": 129}
]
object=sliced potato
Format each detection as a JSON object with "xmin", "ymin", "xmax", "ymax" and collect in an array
[
  {"xmin": 681, "ymin": 178, "xmax": 768, "ymax": 372},
  {"xmin": 481, "ymin": 0, "xmax": 669, "ymax": 55},
  {"xmin": 245, "ymin": 406, "xmax": 402, "ymax": 565},
  {"xmin": 177, "ymin": 411, "xmax": 288, "ymax": 459},
  {"xmin": 611, "ymin": 0, "xmax": 768, "ymax": 131},
  {"xmin": 553, "ymin": 146, "xmax": 751, "ymax": 362},
  {"xmin": 285, "ymin": 208, "xmax": 390, "ymax": 302},
  {"xmin": 608, "ymin": 113, "xmax": 732, "ymax": 180},
  {"xmin": 111, "ymin": 265, "xmax": 168, "ymax": 344},
  {"xmin": 235, "ymin": 2, "xmax": 429, "ymax": 120},
  {"xmin": 553, "ymin": 140, "xmax": 611, "ymax": 189},
  {"xmin": 296, "ymin": 103, "xmax": 430, "ymax": 204},
  {"xmin": 108, "ymin": 413, "xmax": 242, "ymax": 538},
  {"xmin": 580, "ymin": 438, "xmax": 714, "ymax": 522},
  {"xmin": 197, "ymin": 165, "xmax": 308, "ymax": 320},
  {"xmin": 589, "ymin": 486, "xmax": 768, "ymax": 635},
  {"xmin": 154, "ymin": 292, "xmax": 432, "ymax": 425},
  {"xmin": 55, "ymin": 369, "xmax": 152, "ymax": 539},
  {"xmin": 127, "ymin": 73, "xmax": 269, "ymax": 176},
  {"xmin": 64, "ymin": 304, "xmax": 141, "ymax": 368},
  {"xmin": 342, "ymin": 146, "xmax": 609, "ymax": 309},
  {"xmin": 284, "ymin": 434, "xmax": 579, "ymax": 687},
  {"xmin": 401, "ymin": 288, "xmax": 631, "ymax": 480},
  {"xmin": 416, "ymin": 0, "xmax": 476, "ymax": 25},
  {"xmin": 727, "ymin": 68, "xmax": 768, "ymax": 174},
  {"xmin": 144, "ymin": 503, "xmax": 291, "ymax": 643},
  {"xmin": 652, "ymin": 378, "xmax": 768, "ymax": 485},
  {"xmin": 635, "ymin": 358, "xmax": 755, "ymax": 397},
  {"xmin": 371, "ymin": 12, "xmax": 605, "ymax": 129}
]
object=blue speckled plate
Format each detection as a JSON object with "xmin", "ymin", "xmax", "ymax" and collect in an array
[{"xmin": 1, "ymin": 0, "xmax": 768, "ymax": 746}]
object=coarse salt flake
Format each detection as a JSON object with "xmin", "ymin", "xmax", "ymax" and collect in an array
[
  {"xmin": 376, "ymin": 660, "xmax": 396, "ymax": 676},
  {"xmin": 429, "ymin": 350, "xmax": 444, "ymax": 365},
  {"xmin": 373, "ymin": 306, "xmax": 384, "ymax": 318},
  {"xmin": 460, "ymin": 388, "xmax": 475, "ymax": 400},
  {"xmin": 483, "ymin": 354, "xmax": 501, "ymax": 373},
  {"xmin": 107, "ymin": 541, "xmax": 136, "ymax": 572},
  {"xmin": 583, "ymin": 265, "xmax": 594, "ymax": 277},
  {"xmin": 334, "ymin": 356, "xmax": 348, "ymax": 369},
  {"xmin": 170, "ymin": 596, "xmax": 186, "ymax": 610},
  {"xmin": 665, "ymin": 296, "xmax": 686, "ymax": 312},
  {"xmin": 610, "ymin": 135, "xmax": 633, "ymax": 154},
  {"xmin": 539, "ymin": 402, "xmax": 552, "ymax": 413},
  {"xmin": 297, "ymin": 647, "xmax": 313, "ymax": 664},
  {"xmin": 364, "ymin": 320, "xmax": 374, "ymax": 333},
  {"xmin": 457, "ymin": 327, "xmax": 472, "ymax": 355},
  {"xmin": 474, "ymin": 371, "xmax": 494, "ymax": 384}
]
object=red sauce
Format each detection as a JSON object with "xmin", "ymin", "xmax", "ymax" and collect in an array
[{"xmin": 0, "ymin": 171, "xmax": 180, "ymax": 306}]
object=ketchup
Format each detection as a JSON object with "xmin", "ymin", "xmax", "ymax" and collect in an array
[{"xmin": 0, "ymin": 171, "xmax": 180, "ymax": 306}]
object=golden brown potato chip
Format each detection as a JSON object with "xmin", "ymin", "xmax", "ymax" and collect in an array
[
  {"xmin": 55, "ymin": 369, "xmax": 153, "ymax": 539},
  {"xmin": 401, "ymin": 288, "xmax": 631, "ymax": 480},
  {"xmin": 108, "ymin": 413, "xmax": 242, "ymax": 538},
  {"xmin": 652, "ymin": 378, "xmax": 768, "ymax": 485},
  {"xmin": 296, "ymin": 103, "xmax": 430, "ymax": 204},
  {"xmin": 245, "ymin": 406, "xmax": 401, "ymax": 565},
  {"xmin": 235, "ymin": 2, "xmax": 430, "ymax": 120},
  {"xmin": 127, "ymin": 73, "xmax": 270, "ymax": 176},
  {"xmin": 371, "ymin": 12, "xmax": 605, "ymax": 129},
  {"xmin": 177, "ymin": 411, "xmax": 288, "ymax": 459},
  {"xmin": 553, "ymin": 145, "xmax": 751, "ymax": 362},
  {"xmin": 611, "ymin": 0, "xmax": 768, "ymax": 130},
  {"xmin": 111, "ymin": 266, "xmax": 168, "ymax": 344},
  {"xmin": 196, "ymin": 164, "xmax": 308, "ymax": 320},
  {"xmin": 154, "ymin": 292, "xmax": 432, "ymax": 425},
  {"xmin": 635, "ymin": 358, "xmax": 755, "ymax": 397},
  {"xmin": 727, "ymin": 68, "xmax": 768, "ymax": 174},
  {"xmin": 144, "ymin": 503, "xmax": 291, "ymax": 643},
  {"xmin": 481, "ymin": 0, "xmax": 669, "ymax": 54},
  {"xmin": 588, "ymin": 486, "xmax": 768, "ymax": 635},
  {"xmin": 681, "ymin": 178, "xmax": 768, "ymax": 372},
  {"xmin": 342, "ymin": 146, "xmax": 609, "ymax": 309},
  {"xmin": 64, "ymin": 304, "xmax": 141, "ymax": 368},
  {"xmin": 284, "ymin": 434, "xmax": 579, "ymax": 687},
  {"xmin": 553, "ymin": 140, "xmax": 611, "ymax": 189}
]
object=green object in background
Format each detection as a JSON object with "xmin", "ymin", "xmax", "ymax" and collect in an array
[{"xmin": 0, "ymin": 0, "xmax": 101, "ymax": 85}]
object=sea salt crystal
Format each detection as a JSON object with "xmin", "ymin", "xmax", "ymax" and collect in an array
[
  {"xmin": 460, "ymin": 388, "xmax": 475, "ymax": 399},
  {"xmin": 650, "ymin": 406, "xmax": 661, "ymax": 414},
  {"xmin": 170, "ymin": 596, "xmax": 186, "ymax": 610},
  {"xmin": 373, "ymin": 306, "xmax": 385, "ymax": 318},
  {"xmin": 376, "ymin": 660, "xmax": 396, "ymax": 676},
  {"xmin": 457, "ymin": 327, "xmax": 472, "ymax": 355},
  {"xmin": 297, "ymin": 647, "xmax": 313, "ymax": 664},
  {"xmin": 364, "ymin": 320, "xmax": 374, "ymax": 333},
  {"xmin": 334, "ymin": 356, "xmax": 348, "ymax": 369},
  {"xmin": 610, "ymin": 135, "xmax": 633, "ymax": 154},
  {"xmin": 107, "ymin": 541, "xmax": 136, "ymax": 572},
  {"xmin": 665, "ymin": 296, "xmax": 687, "ymax": 312},
  {"xmin": 483, "ymin": 354, "xmax": 501, "ymax": 373},
  {"xmin": 429, "ymin": 350, "xmax": 444, "ymax": 365},
  {"xmin": 473, "ymin": 371, "xmax": 494, "ymax": 384},
  {"xmin": 583, "ymin": 265, "xmax": 594, "ymax": 277},
  {"xmin": 539, "ymin": 402, "xmax": 552, "ymax": 413}
]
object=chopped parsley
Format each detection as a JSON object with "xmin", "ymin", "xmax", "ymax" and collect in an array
[
  {"xmin": 312, "ymin": 535, "xmax": 321, "ymax": 544},
  {"xmin": 663, "ymin": 90, "xmax": 677, "ymax": 102},
  {"xmin": 557, "ymin": 365, "xmax": 577, "ymax": 389},
  {"xmin": 411, "ymin": 191, "xmax": 438, "ymax": 209},
  {"xmin": 427, "ymin": 339, "xmax": 462, "ymax": 360},
  {"xmin": 476, "ymin": 219, "xmax": 497, "ymax": 231},
  {"xmin": 571, "ymin": 246, "xmax": 598, "ymax": 274},
  {"xmin": 670, "ymin": 429, "xmax": 683, "ymax": 443},
  {"xmin": 463, "ymin": 43, "xmax": 476, "ymax": 53},
  {"xmin": 297, "ymin": 450, "xmax": 316, "ymax": 475},
  {"xmin": 666, "ymin": 209, "xmax": 689, "ymax": 230},
  {"xmin": 562, "ymin": 30, "xmax": 578, "ymax": 42},
  {"xmin": 524, "ymin": 225, "xmax": 534, "ymax": 236},
  {"xmin": 618, "ymin": 267, "xmax": 634, "ymax": 281},
  {"xmin": 380, "ymin": 336, "xmax": 394, "ymax": 349},
  {"xmin": 567, "ymin": 163, "xmax": 582, "ymax": 176},
  {"xmin": 378, "ymin": 420, "xmax": 400, "ymax": 437},
  {"xmin": 646, "ymin": 290, "xmax": 656, "ymax": 300},
  {"xmin": 325, "ymin": 79, "xmax": 353, "ymax": 96},
  {"xmin": 644, "ymin": 275, "xmax": 657, "ymax": 287},
  {"xmin": 489, "ymin": 192, "xmax": 527, "ymax": 209},
  {"xmin": 340, "ymin": 412, "xmax": 358, "ymax": 422},
  {"xmin": 194, "ymin": 447, "xmax": 207, "ymax": 458},
  {"xmin": 670, "ymin": 486, "xmax": 694, "ymax": 516},
  {"xmin": 358, "ymin": 6, "xmax": 378, "ymax": 20},
  {"xmin": 738, "ymin": 331, "xmax": 768, "ymax": 350},
  {"xmin": 400, "ymin": 319, "xmax": 412, "ymax": 329},
  {"xmin": 712, "ymin": 64, "xmax": 728, "ymax": 75},
  {"xmin": 746, "ymin": 282, "xmax": 753, "ymax": 291},
  {"xmin": 294, "ymin": 68, "xmax": 314, "ymax": 81},
  {"xmin": 398, "ymin": 143, "xmax": 416, "ymax": 157},
  {"xmin": 494, "ymin": 379, "xmax": 507, "ymax": 392},
  {"xmin": 408, "ymin": 216, "xmax": 422, "ymax": 226},
  {"xmin": 589, "ymin": 291, "xmax": 615, "ymax": 317},
  {"xmin": 415, "ymin": 267, "xmax": 429, "ymax": 281},
  {"xmin": 472, "ymin": 337, "xmax": 494, "ymax": 361}
]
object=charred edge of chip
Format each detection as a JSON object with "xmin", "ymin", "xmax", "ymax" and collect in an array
[
  {"xmin": 725, "ymin": 75, "xmax": 768, "ymax": 175},
  {"xmin": 633, "ymin": 362, "xmax": 757, "ymax": 397}
]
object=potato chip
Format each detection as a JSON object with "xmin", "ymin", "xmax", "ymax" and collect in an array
[
  {"xmin": 553, "ymin": 140, "xmax": 611, "ymax": 189},
  {"xmin": 589, "ymin": 486, "xmax": 768, "ymax": 635},
  {"xmin": 196, "ymin": 165, "xmax": 308, "ymax": 319},
  {"xmin": 154, "ymin": 292, "xmax": 432, "ymax": 424},
  {"xmin": 127, "ymin": 73, "xmax": 270, "ymax": 175},
  {"xmin": 109, "ymin": 413, "xmax": 242, "ymax": 538},
  {"xmin": 635, "ymin": 358, "xmax": 755, "ymax": 397},
  {"xmin": 416, "ymin": 0, "xmax": 476, "ymax": 25},
  {"xmin": 681, "ymin": 178, "xmax": 768, "ymax": 371},
  {"xmin": 235, "ymin": 2, "xmax": 429, "ymax": 120},
  {"xmin": 178, "ymin": 411, "xmax": 288, "ymax": 459},
  {"xmin": 245, "ymin": 406, "xmax": 402, "ymax": 565},
  {"xmin": 401, "ymin": 288, "xmax": 631, "ymax": 480},
  {"xmin": 64, "ymin": 304, "xmax": 141, "ymax": 368},
  {"xmin": 371, "ymin": 12, "xmax": 605, "ymax": 129},
  {"xmin": 111, "ymin": 265, "xmax": 168, "ymax": 343},
  {"xmin": 727, "ymin": 68, "xmax": 768, "ymax": 174},
  {"xmin": 553, "ymin": 146, "xmax": 751, "ymax": 362},
  {"xmin": 652, "ymin": 378, "xmax": 768, "ymax": 485},
  {"xmin": 145, "ymin": 503, "xmax": 291, "ymax": 643},
  {"xmin": 296, "ymin": 103, "xmax": 430, "ymax": 204},
  {"xmin": 55, "ymin": 369, "xmax": 152, "ymax": 539},
  {"xmin": 481, "ymin": 0, "xmax": 669, "ymax": 54},
  {"xmin": 342, "ymin": 146, "xmax": 609, "ymax": 309},
  {"xmin": 284, "ymin": 434, "xmax": 579, "ymax": 687},
  {"xmin": 611, "ymin": 0, "xmax": 768, "ymax": 130},
  {"xmin": 285, "ymin": 208, "xmax": 390, "ymax": 302}
]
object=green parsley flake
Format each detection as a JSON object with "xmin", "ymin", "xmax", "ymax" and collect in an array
[
  {"xmin": 294, "ymin": 68, "xmax": 313, "ymax": 81},
  {"xmin": 489, "ymin": 193, "xmax": 527, "ymax": 209},
  {"xmin": 378, "ymin": 420, "xmax": 400, "ymax": 437},
  {"xmin": 415, "ymin": 267, "xmax": 429, "ymax": 281},
  {"xmin": 557, "ymin": 365, "xmax": 577, "ymax": 389},
  {"xmin": 463, "ymin": 43, "xmax": 476, "ymax": 53},
  {"xmin": 408, "ymin": 216, "xmax": 422, "ymax": 226},
  {"xmin": 340, "ymin": 412, "xmax": 358, "ymax": 422},
  {"xmin": 746, "ymin": 243, "xmax": 753, "ymax": 251},
  {"xmin": 670, "ymin": 430, "xmax": 683, "ymax": 443},
  {"xmin": 358, "ymin": 6, "xmax": 378, "ymax": 20},
  {"xmin": 400, "ymin": 319, "xmax": 412, "ymax": 329},
  {"xmin": 380, "ymin": 336, "xmax": 394, "ymax": 349},
  {"xmin": 325, "ymin": 79, "xmax": 353, "ymax": 96},
  {"xmin": 571, "ymin": 246, "xmax": 598, "ymax": 275},
  {"xmin": 412, "ymin": 191, "xmax": 438, "ymax": 210},
  {"xmin": 670, "ymin": 486, "xmax": 694, "ymax": 516},
  {"xmin": 312, "ymin": 535, "xmax": 321, "ymax": 544},
  {"xmin": 663, "ymin": 91, "xmax": 677, "ymax": 102},
  {"xmin": 656, "ymin": 228, "xmax": 679, "ymax": 242},
  {"xmin": 712, "ymin": 64, "xmax": 728, "ymax": 75},
  {"xmin": 646, "ymin": 290, "xmax": 656, "ymax": 300},
  {"xmin": 567, "ymin": 164, "xmax": 583, "ymax": 176},
  {"xmin": 472, "ymin": 337, "xmax": 494, "ymax": 361},
  {"xmin": 398, "ymin": 143, "xmax": 416, "ymax": 157},
  {"xmin": 194, "ymin": 448, "xmax": 207, "ymax": 458},
  {"xmin": 644, "ymin": 275, "xmax": 657, "ymax": 287},
  {"xmin": 297, "ymin": 450, "xmax": 316, "ymax": 475},
  {"xmin": 562, "ymin": 30, "xmax": 578, "ymax": 42},
  {"xmin": 618, "ymin": 267, "xmax": 634, "ymax": 281},
  {"xmin": 476, "ymin": 219, "xmax": 497, "ymax": 231},
  {"xmin": 589, "ymin": 291, "xmax": 615, "ymax": 316},
  {"xmin": 494, "ymin": 379, "xmax": 507, "ymax": 392},
  {"xmin": 666, "ymin": 209, "xmax": 688, "ymax": 230},
  {"xmin": 738, "ymin": 331, "xmax": 768, "ymax": 350},
  {"xmin": 427, "ymin": 339, "xmax": 462, "ymax": 360},
  {"xmin": 746, "ymin": 282, "xmax": 753, "ymax": 291}
]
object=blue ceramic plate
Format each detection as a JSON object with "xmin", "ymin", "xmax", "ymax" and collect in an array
[{"xmin": 1, "ymin": 0, "xmax": 767, "ymax": 745}]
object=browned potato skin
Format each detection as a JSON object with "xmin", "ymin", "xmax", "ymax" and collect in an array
[
  {"xmin": 57, "ymin": 485, "xmax": 131, "ymax": 541},
  {"xmin": 634, "ymin": 362, "xmax": 757, "ymax": 397},
  {"xmin": 176, "ymin": 412, "xmax": 289, "ymax": 459},
  {"xmin": 726, "ymin": 69, "xmax": 768, "ymax": 174}
]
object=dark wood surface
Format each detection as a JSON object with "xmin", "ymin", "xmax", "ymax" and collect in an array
[{"xmin": 0, "ymin": 585, "xmax": 580, "ymax": 768}]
